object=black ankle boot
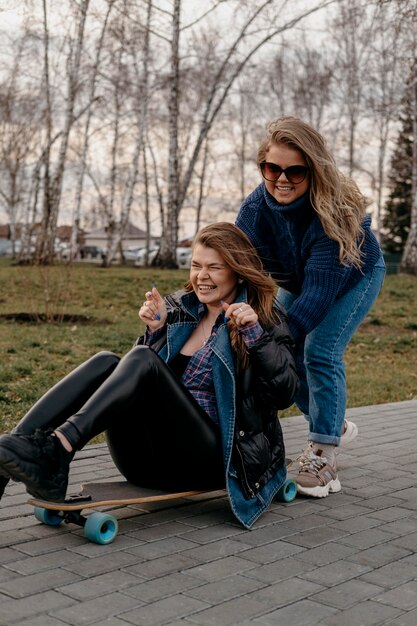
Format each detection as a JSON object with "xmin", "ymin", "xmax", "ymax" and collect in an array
[{"xmin": 0, "ymin": 429, "xmax": 74, "ymax": 502}]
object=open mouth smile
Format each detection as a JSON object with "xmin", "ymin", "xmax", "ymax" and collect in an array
[{"xmin": 198, "ymin": 285, "xmax": 216, "ymax": 292}]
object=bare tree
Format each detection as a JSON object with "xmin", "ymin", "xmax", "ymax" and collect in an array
[
  {"xmin": 156, "ymin": 0, "xmax": 337, "ymax": 266},
  {"xmin": 400, "ymin": 57, "xmax": 417, "ymax": 274},
  {"xmin": 70, "ymin": 0, "xmax": 116, "ymax": 260},
  {"xmin": 364, "ymin": 4, "xmax": 405, "ymax": 241},
  {"xmin": 328, "ymin": 0, "xmax": 379, "ymax": 174},
  {"xmin": 0, "ymin": 31, "xmax": 38, "ymax": 259},
  {"xmin": 35, "ymin": 0, "xmax": 90, "ymax": 264}
]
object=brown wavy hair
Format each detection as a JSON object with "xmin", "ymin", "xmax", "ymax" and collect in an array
[
  {"xmin": 184, "ymin": 222, "xmax": 280, "ymax": 368},
  {"xmin": 257, "ymin": 116, "xmax": 366, "ymax": 268}
]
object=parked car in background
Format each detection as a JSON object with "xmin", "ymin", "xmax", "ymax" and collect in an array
[
  {"xmin": 79, "ymin": 245, "xmax": 104, "ymax": 259},
  {"xmin": 134, "ymin": 247, "xmax": 159, "ymax": 267},
  {"xmin": 124, "ymin": 246, "xmax": 143, "ymax": 262},
  {"xmin": 176, "ymin": 247, "xmax": 192, "ymax": 268},
  {"xmin": 0, "ymin": 240, "xmax": 15, "ymax": 256}
]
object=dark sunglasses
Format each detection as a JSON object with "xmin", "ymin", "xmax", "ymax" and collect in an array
[{"xmin": 260, "ymin": 162, "xmax": 309, "ymax": 184}]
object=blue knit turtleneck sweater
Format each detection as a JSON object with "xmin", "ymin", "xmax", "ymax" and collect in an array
[{"xmin": 236, "ymin": 184, "xmax": 382, "ymax": 341}]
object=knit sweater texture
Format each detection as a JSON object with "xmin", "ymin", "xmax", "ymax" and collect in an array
[{"xmin": 236, "ymin": 184, "xmax": 382, "ymax": 341}]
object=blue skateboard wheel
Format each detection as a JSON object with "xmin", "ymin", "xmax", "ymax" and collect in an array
[
  {"xmin": 83, "ymin": 512, "xmax": 118, "ymax": 544},
  {"xmin": 34, "ymin": 506, "xmax": 63, "ymax": 526},
  {"xmin": 276, "ymin": 479, "xmax": 297, "ymax": 502}
]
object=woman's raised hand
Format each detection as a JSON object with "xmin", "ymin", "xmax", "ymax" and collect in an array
[
  {"xmin": 139, "ymin": 286, "xmax": 167, "ymax": 331},
  {"xmin": 222, "ymin": 301, "xmax": 258, "ymax": 327}
]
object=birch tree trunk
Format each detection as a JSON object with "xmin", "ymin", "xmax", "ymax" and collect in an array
[
  {"xmin": 37, "ymin": 0, "xmax": 90, "ymax": 264},
  {"xmin": 158, "ymin": 0, "xmax": 181, "ymax": 267},
  {"xmin": 103, "ymin": 0, "xmax": 153, "ymax": 266},
  {"xmin": 400, "ymin": 58, "xmax": 417, "ymax": 275},
  {"xmin": 70, "ymin": 0, "xmax": 115, "ymax": 261}
]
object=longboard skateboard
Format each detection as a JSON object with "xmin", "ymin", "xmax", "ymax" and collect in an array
[{"xmin": 29, "ymin": 478, "xmax": 297, "ymax": 544}]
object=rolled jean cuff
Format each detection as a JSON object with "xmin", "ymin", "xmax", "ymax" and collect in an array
[
  {"xmin": 309, "ymin": 432, "xmax": 340, "ymax": 446},
  {"xmin": 55, "ymin": 421, "xmax": 83, "ymax": 450}
]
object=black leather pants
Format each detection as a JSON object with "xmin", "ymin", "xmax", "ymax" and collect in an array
[{"xmin": 13, "ymin": 347, "xmax": 224, "ymax": 491}]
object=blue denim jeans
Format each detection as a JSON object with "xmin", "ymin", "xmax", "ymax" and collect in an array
[{"xmin": 277, "ymin": 256, "xmax": 386, "ymax": 445}]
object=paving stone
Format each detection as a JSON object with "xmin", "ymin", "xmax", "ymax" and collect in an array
[
  {"xmin": 232, "ymin": 524, "xmax": 299, "ymax": 547},
  {"xmin": 337, "ymin": 527, "xmax": 397, "ymax": 549},
  {"xmin": 182, "ymin": 538, "xmax": 253, "ymax": 562},
  {"xmin": 123, "ymin": 553, "xmax": 200, "ymax": 580},
  {"xmin": 243, "ymin": 556, "xmax": 317, "ymax": 584},
  {"xmin": 51, "ymin": 591, "xmax": 141, "ymax": 625},
  {"xmin": 328, "ymin": 514, "xmax": 382, "ymax": 533},
  {"xmin": 14, "ymin": 532, "xmax": 87, "ymax": 556},
  {"xmin": 384, "ymin": 608, "xmax": 417, "ymax": 625},
  {"xmin": 183, "ymin": 555, "xmax": 256, "ymax": 581},
  {"xmin": 0, "ymin": 567, "xmax": 81, "ymax": 599},
  {"xmin": 311, "ymin": 578, "xmax": 384, "ymax": 609},
  {"xmin": 359, "ymin": 560, "xmax": 417, "ymax": 588},
  {"xmin": 125, "ymin": 520, "xmax": 196, "ymax": 542},
  {"xmin": 379, "ymin": 517, "xmax": 417, "ymax": 536},
  {"xmin": 179, "ymin": 594, "xmax": 267, "ymax": 625},
  {"xmin": 254, "ymin": 598, "xmax": 339, "ymax": 625},
  {"xmin": 124, "ymin": 536, "xmax": 198, "ymax": 560},
  {"xmin": 4, "ymin": 549, "xmax": 82, "ymax": 575},
  {"xmin": 235, "ymin": 538, "xmax": 307, "ymax": 564},
  {"xmin": 283, "ymin": 525, "xmax": 348, "ymax": 548},
  {"xmin": 250, "ymin": 576, "xmax": 325, "ymax": 609},
  {"xmin": 270, "ymin": 513, "xmax": 330, "ymax": 532},
  {"xmin": 11, "ymin": 615, "xmax": 74, "ymax": 626},
  {"xmin": 374, "ymin": 580, "xmax": 417, "ymax": 610},
  {"xmin": 318, "ymin": 503, "xmax": 375, "ymax": 520},
  {"xmin": 0, "ymin": 547, "xmax": 24, "ymax": 563},
  {"xmin": 115, "ymin": 594, "xmax": 209, "ymax": 626},
  {"xmin": 295, "ymin": 541, "xmax": 358, "ymax": 565},
  {"xmin": 0, "ymin": 567, "xmax": 21, "ymax": 584},
  {"xmin": 346, "ymin": 543, "xmax": 412, "ymax": 568},
  {"xmin": 63, "ymin": 551, "xmax": 141, "ymax": 577},
  {"xmin": 121, "ymin": 572, "xmax": 203, "ymax": 603},
  {"xmin": 183, "ymin": 573, "xmax": 264, "ymax": 603},
  {"xmin": 57, "ymin": 570, "xmax": 142, "ymax": 601},
  {"xmin": 390, "ymin": 531, "xmax": 417, "ymax": 551},
  {"xmin": 300, "ymin": 559, "xmax": 371, "ymax": 587},
  {"xmin": 0, "ymin": 590, "xmax": 76, "ymax": 625},
  {"xmin": 321, "ymin": 600, "xmax": 402, "ymax": 625}
]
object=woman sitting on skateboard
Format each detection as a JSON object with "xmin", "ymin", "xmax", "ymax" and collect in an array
[{"xmin": 0, "ymin": 223, "xmax": 298, "ymax": 528}]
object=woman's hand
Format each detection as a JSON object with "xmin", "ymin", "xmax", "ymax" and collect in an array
[
  {"xmin": 138, "ymin": 286, "xmax": 167, "ymax": 331},
  {"xmin": 222, "ymin": 301, "xmax": 258, "ymax": 327}
]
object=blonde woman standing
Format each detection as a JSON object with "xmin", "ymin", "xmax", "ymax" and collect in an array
[{"xmin": 236, "ymin": 117, "xmax": 385, "ymax": 498}]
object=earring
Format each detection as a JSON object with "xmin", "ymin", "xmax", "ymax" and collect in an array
[{"xmin": 238, "ymin": 278, "xmax": 244, "ymax": 284}]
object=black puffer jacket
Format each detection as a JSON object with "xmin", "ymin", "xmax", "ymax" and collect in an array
[
  {"xmin": 137, "ymin": 289, "xmax": 299, "ymax": 502},
  {"xmin": 233, "ymin": 319, "xmax": 299, "ymax": 498}
]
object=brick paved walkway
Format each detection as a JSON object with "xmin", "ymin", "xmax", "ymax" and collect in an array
[{"xmin": 1, "ymin": 399, "xmax": 416, "ymax": 625}]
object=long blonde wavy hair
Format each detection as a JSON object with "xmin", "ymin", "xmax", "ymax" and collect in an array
[
  {"xmin": 184, "ymin": 222, "xmax": 280, "ymax": 368},
  {"xmin": 257, "ymin": 116, "xmax": 366, "ymax": 268}
]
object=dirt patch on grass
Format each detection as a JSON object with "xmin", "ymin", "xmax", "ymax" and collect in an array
[{"xmin": 0, "ymin": 313, "xmax": 112, "ymax": 324}]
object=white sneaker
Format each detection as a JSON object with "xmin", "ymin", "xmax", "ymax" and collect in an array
[{"xmin": 340, "ymin": 420, "xmax": 358, "ymax": 447}]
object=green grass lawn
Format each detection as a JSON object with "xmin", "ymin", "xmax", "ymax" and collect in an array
[{"xmin": 0, "ymin": 258, "xmax": 416, "ymax": 433}]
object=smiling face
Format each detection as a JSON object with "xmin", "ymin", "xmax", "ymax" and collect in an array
[
  {"xmin": 263, "ymin": 142, "xmax": 310, "ymax": 205},
  {"xmin": 190, "ymin": 244, "xmax": 239, "ymax": 312}
]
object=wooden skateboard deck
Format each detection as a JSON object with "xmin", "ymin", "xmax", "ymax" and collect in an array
[
  {"xmin": 28, "ymin": 478, "xmax": 296, "ymax": 544},
  {"xmin": 28, "ymin": 481, "xmax": 220, "ymax": 544},
  {"xmin": 28, "ymin": 480, "xmax": 215, "ymax": 511}
]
